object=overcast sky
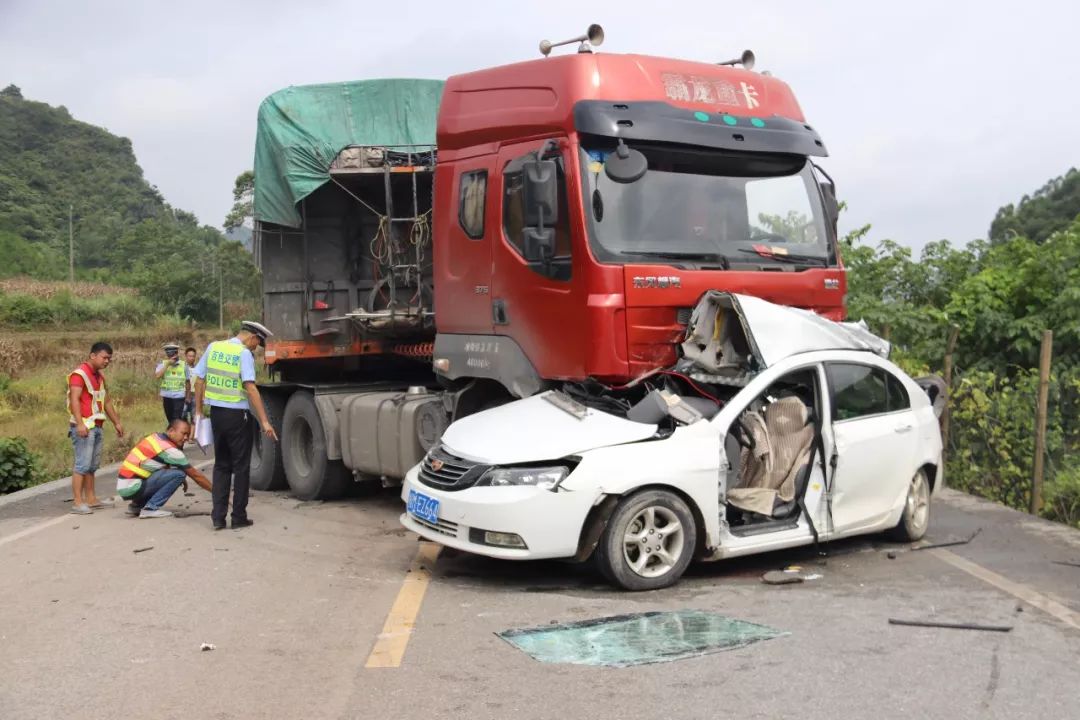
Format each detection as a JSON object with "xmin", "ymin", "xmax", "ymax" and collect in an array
[{"xmin": 2, "ymin": 0, "xmax": 1077, "ymax": 251}]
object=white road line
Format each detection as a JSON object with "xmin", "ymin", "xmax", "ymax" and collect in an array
[
  {"xmin": 0, "ymin": 514, "xmax": 72, "ymax": 548},
  {"xmin": 932, "ymin": 548, "xmax": 1080, "ymax": 630}
]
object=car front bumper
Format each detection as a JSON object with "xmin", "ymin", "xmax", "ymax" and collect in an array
[{"xmin": 399, "ymin": 470, "xmax": 596, "ymax": 560}]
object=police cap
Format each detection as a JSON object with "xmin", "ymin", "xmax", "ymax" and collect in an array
[{"xmin": 240, "ymin": 320, "xmax": 273, "ymax": 346}]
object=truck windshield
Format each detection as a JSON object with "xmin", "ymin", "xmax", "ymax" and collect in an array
[{"xmin": 580, "ymin": 141, "xmax": 833, "ymax": 267}]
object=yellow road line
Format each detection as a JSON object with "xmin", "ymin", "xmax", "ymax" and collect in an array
[
  {"xmin": 0, "ymin": 514, "xmax": 72, "ymax": 549},
  {"xmin": 932, "ymin": 548, "xmax": 1080, "ymax": 630},
  {"xmin": 365, "ymin": 542, "xmax": 442, "ymax": 668}
]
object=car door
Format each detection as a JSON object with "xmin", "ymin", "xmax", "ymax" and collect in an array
[{"xmin": 826, "ymin": 362, "xmax": 918, "ymax": 535}]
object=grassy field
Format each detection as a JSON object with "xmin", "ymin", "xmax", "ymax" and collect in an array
[{"xmin": 0, "ymin": 325, "xmax": 220, "ymax": 485}]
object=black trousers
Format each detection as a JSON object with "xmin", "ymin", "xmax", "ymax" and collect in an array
[
  {"xmin": 162, "ymin": 397, "xmax": 186, "ymax": 425},
  {"xmin": 210, "ymin": 406, "xmax": 253, "ymax": 524}
]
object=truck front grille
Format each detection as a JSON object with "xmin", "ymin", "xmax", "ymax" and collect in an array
[{"xmin": 418, "ymin": 446, "xmax": 489, "ymax": 491}]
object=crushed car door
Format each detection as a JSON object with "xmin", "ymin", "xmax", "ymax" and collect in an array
[{"xmin": 825, "ymin": 362, "xmax": 918, "ymax": 535}]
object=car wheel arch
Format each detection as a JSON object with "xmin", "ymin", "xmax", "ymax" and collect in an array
[{"xmin": 574, "ymin": 483, "xmax": 710, "ymax": 563}]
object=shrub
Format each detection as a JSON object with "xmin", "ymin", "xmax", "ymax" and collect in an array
[
  {"xmin": 0, "ymin": 436, "xmax": 46, "ymax": 494},
  {"xmin": 1042, "ymin": 464, "xmax": 1080, "ymax": 528}
]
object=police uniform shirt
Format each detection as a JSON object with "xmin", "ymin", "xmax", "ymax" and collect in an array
[{"xmin": 193, "ymin": 337, "xmax": 256, "ymax": 410}]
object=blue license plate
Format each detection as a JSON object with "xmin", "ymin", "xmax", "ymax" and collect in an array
[{"xmin": 408, "ymin": 489, "xmax": 440, "ymax": 525}]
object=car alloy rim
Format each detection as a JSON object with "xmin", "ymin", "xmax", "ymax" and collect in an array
[
  {"xmin": 907, "ymin": 471, "xmax": 930, "ymax": 533},
  {"xmin": 623, "ymin": 506, "xmax": 685, "ymax": 578}
]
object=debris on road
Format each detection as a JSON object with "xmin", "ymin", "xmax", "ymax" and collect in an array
[
  {"xmin": 762, "ymin": 571, "xmax": 803, "ymax": 585},
  {"xmin": 200, "ymin": 643, "xmax": 216, "ymax": 651},
  {"xmin": 498, "ymin": 611, "xmax": 787, "ymax": 667},
  {"xmin": 887, "ymin": 551, "xmax": 898, "ymax": 560},
  {"xmin": 888, "ymin": 618, "xmax": 1013, "ymax": 633},
  {"xmin": 1051, "ymin": 560, "xmax": 1080, "ymax": 568},
  {"xmin": 132, "ymin": 546, "xmax": 154, "ymax": 554},
  {"xmin": 912, "ymin": 527, "xmax": 982, "ymax": 551},
  {"xmin": 762, "ymin": 566, "xmax": 820, "ymax": 585}
]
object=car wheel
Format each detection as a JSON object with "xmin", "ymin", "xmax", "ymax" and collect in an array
[
  {"xmin": 596, "ymin": 490, "xmax": 697, "ymax": 591},
  {"xmin": 889, "ymin": 468, "xmax": 931, "ymax": 542}
]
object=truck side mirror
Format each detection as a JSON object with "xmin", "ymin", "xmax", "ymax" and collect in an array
[
  {"xmin": 820, "ymin": 181, "xmax": 839, "ymax": 226},
  {"xmin": 522, "ymin": 226, "xmax": 556, "ymax": 263},
  {"xmin": 522, "ymin": 158, "xmax": 559, "ymax": 226}
]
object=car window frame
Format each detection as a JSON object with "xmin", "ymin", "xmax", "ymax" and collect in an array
[
  {"xmin": 458, "ymin": 169, "xmax": 488, "ymax": 240},
  {"xmin": 826, "ymin": 361, "xmax": 911, "ymax": 424}
]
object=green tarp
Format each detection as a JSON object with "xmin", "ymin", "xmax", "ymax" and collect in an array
[{"xmin": 253, "ymin": 78, "xmax": 445, "ymax": 228}]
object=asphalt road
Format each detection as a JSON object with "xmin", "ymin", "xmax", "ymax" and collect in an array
[{"xmin": 1, "ymin": 470, "xmax": 1077, "ymax": 720}]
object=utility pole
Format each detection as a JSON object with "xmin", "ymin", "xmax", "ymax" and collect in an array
[
  {"xmin": 68, "ymin": 204, "xmax": 74, "ymax": 283},
  {"xmin": 218, "ymin": 257, "xmax": 224, "ymax": 330}
]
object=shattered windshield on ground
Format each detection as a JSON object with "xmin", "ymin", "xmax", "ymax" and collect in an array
[
  {"xmin": 498, "ymin": 610, "xmax": 787, "ymax": 667},
  {"xmin": 580, "ymin": 141, "xmax": 833, "ymax": 267}
]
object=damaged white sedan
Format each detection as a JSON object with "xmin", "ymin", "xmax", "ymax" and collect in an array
[{"xmin": 401, "ymin": 293, "xmax": 945, "ymax": 590}]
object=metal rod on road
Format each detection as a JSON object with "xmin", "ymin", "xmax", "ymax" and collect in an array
[{"xmin": 1031, "ymin": 329, "xmax": 1053, "ymax": 515}]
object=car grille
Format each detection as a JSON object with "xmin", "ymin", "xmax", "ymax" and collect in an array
[
  {"xmin": 417, "ymin": 446, "xmax": 489, "ymax": 491},
  {"xmin": 413, "ymin": 516, "xmax": 459, "ymax": 537}
]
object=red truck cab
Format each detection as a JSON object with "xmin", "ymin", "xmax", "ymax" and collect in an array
[{"xmin": 431, "ymin": 52, "xmax": 845, "ymax": 396}]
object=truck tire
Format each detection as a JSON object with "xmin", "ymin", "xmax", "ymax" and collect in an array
[
  {"xmin": 595, "ymin": 490, "xmax": 697, "ymax": 591},
  {"xmin": 282, "ymin": 391, "xmax": 350, "ymax": 500},
  {"xmin": 249, "ymin": 392, "xmax": 287, "ymax": 491}
]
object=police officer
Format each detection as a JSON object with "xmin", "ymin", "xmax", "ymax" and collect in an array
[
  {"xmin": 155, "ymin": 343, "xmax": 190, "ymax": 424},
  {"xmin": 192, "ymin": 321, "xmax": 278, "ymax": 531}
]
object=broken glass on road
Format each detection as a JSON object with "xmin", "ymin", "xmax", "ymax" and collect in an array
[{"xmin": 497, "ymin": 610, "xmax": 786, "ymax": 667}]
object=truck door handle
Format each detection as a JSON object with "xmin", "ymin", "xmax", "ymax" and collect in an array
[{"xmin": 894, "ymin": 424, "xmax": 913, "ymax": 434}]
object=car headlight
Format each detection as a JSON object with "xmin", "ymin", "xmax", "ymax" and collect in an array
[{"xmin": 476, "ymin": 466, "xmax": 569, "ymax": 491}]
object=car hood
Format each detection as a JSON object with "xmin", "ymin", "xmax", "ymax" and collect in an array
[{"xmin": 440, "ymin": 392, "xmax": 658, "ymax": 465}]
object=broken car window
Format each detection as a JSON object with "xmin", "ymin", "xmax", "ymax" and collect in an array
[{"xmin": 827, "ymin": 363, "xmax": 889, "ymax": 421}]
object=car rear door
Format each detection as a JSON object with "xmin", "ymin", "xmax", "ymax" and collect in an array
[{"xmin": 826, "ymin": 362, "xmax": 918, "ymax": 534}]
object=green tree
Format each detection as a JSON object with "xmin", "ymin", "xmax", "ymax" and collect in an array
[
  {"xmin": 224, "ymin": 170, "xmax": 254, "ymax": 231},
  {"xmin": 0, "ymin": 84, "xmax": 22, "ymax": 100},
  {"xmin": 989, "ymin": 168, "xmax": 1080, "ymax": 245}
]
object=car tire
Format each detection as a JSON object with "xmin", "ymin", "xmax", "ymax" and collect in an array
[
  {"xmin": 281, "ymin": 391, "xmax": 351, "ymax": 501},
  {"xmin": 249, "ymin": 392, "xmax": 287, "ymax": 491},
  {"xmin": 596, "ymin": 489, "xmax": 697, "ymax": 591},
  {"xmin": 888, "ymin": 468, "xmax": 931, "ymax": 542}
]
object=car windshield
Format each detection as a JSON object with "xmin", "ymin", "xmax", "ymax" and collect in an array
[{"xmin": 580, "ymin": 141, "xmax": 833, "ymax": 266}]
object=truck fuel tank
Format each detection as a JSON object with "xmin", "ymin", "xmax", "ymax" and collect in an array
[{"xmin": 339, "ymin": 389, "xmax": 449, "ymax": 480}]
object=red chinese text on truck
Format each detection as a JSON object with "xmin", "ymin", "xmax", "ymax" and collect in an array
[{"xmin": 251, "ymin": 28, "xmax": 846, "ymax": 500}]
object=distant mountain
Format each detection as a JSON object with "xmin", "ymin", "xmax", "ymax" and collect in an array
[{"xmin": 0, "ymin": 84, "xmax": 258, "ymax": 321}]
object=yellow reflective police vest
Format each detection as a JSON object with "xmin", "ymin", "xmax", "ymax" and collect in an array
[
  {"xmin": 204, "ymin": 341, "xmax": 245, "ymax": 404},
  {"xmin": 160, "ymin": 361, "xmax": 187, "ymax": 394}
]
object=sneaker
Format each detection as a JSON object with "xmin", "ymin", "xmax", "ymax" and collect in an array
[
  {"xmin": 89, "ymin": 498, "xmax": 115, "ymax": 509},
  {"xmin": 139, "ymin": 509, "xmax": 174, "ymax": 519},
  {"xmin": 125, "ymin": 503, "xmax": 142, "ymax": 517},
  {"xmin": 231, "ymin": 518, "xmax": 254, "ymax": 529},
  {"xmin": 212, "ymin": 521, "xmax": 226, "ymax": 531},
  {"xmin": 70, "ymin": 504, "xmax": 93, "ymax": 515}
]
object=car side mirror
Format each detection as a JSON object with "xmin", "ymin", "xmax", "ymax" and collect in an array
[{"xmin": 522, "ymin": 158, "xmax": 558, "ymax": 226}]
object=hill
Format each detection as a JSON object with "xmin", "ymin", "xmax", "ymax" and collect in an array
[
  {"xmin": 989, "ymin": 167, "xmax": 1080, "ymax": 244},
  {"xmin": 0, "ymin": 84, "xmax": 257, "ymax": 321}
]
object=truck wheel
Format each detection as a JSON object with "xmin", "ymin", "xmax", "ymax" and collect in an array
[
  {"xmin": 282, "ymin": 391, "xmax": 350, "ymax": 500},
  {"xmin": 249, "ymin": 392, "xmax": 287, "ymax": 491},
  {"xmin": 595, "ymin": 490, "xmax": 696, "ymax": 591}
]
